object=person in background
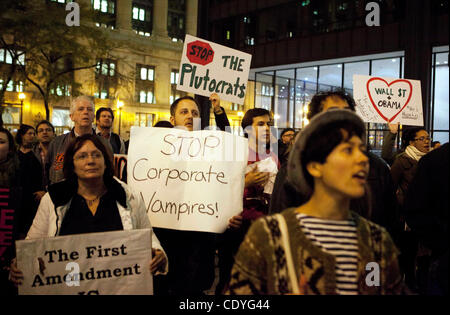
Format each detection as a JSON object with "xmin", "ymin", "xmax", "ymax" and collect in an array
[
  {"xmin": 0, "ymin": 127, "xmax": 22, "ymax": 295},
  {"xmin": 430, "ymin": 141, "xmax": 441, "ymax": 151},
  {"xmin": 405, "ymin": 143, "xmax": 448, "ymax": 295},
  {"xmin": 96, "ymin": 107, "xmax": 126, "ymax": 154},
  {"xmin": 9, "ymin": 134, "xmax": 168, "ymax": 288},
  {"xmin": 33, "ymin": 120, "xmax": 55, "ymax": 190},
  {"xmin": 278, "ymin": 128, "xmax": 295, "ymax": 166},
  {"xmin": 46, "ymin": 95, "xmax": 112, "ymax": 185},
  {"xmin": 390, "ymin": 126, "xmax": 430, "ymax": 292},
  {"xmin": 227, "ymin": 110, "xmax": 407, "ymax": 295},
  {"xmin": 216, "ymin": 108, "xmax": 279, "ymax": 294},
  {"xmin": 15, "ymin": 124, "xmax": 44, "ymax": 238}
]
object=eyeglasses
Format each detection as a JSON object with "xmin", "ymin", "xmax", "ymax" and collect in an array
[
  {"xmin": 74, "ymin": 151, "xmax": 103, "ymax": 161},
  {"xmin": 414, "ymin": 137, "xmax": 431, "ymax": 142},
  {"xmin": 37, "ymin": 128, "xmax": 53, "ymax": 133}
]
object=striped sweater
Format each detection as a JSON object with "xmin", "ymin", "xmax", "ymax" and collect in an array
[{"xmin": 227, "ymin": 208, "xmax": 407, "ymax": 295}]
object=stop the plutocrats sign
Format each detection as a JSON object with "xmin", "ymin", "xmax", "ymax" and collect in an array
[
  {"xmin": 353, "ymin": 74, "xmax": 424, "ymax": 126},
  {"xmin": 16, "ymin": 229, "xmax": 153, "ymax": 295},
  {"xmin": 177, "ymin": 34, "xmax": 252, "ymax": 105}
]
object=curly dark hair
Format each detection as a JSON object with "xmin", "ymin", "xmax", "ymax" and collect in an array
[
  {"xmin": 15, "ymin": 124, "xmax": 35, "ymax": 146},
  {"xmin": 307, "ymin": 90, "xmax": 356, "ymax": 120}
]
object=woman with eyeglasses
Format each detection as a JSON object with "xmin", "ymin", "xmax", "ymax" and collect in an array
[
  {"xmin": 9, "ymin": 134, "xmax": 168, "ymax": 291},
  {"xmin": 390, "ymin": 126, "xmax": 430, "ymax": 292}
]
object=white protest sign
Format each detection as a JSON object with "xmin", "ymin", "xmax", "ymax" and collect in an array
[
  {"xmin": 353, "ymin": 75, "xmax": 424, "ymax": 126},
  {"xmin": 16, "ymin": 229, "xmax": 152, "ymax": 295},
  {"xmin": 127, "ymin": 127, "xmax": 248, "ymax": 233},
  {"xmin": 177, "ymin": 34, "xmax": 252, "ymax": 105}
]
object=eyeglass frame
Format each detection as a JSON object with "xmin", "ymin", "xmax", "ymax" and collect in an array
[
  {"xmin": 414, "ymin": 137, "xmax": 431, "ymax": 142},
  {"xmin": 73, "ymin": 151, "xmax": 104, "ymax": 162}
]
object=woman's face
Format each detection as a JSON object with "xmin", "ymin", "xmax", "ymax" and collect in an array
[
  {"xmin": 410, "ymin": 130, "xmax": 430, "ymax": 153},
  {"xmin": 0, "ymin": 132, "xmax": 10, "ymax": 162},
  {"xmin": 73, "ymin": 140, "xmax": 106, "ymax": 181},
  {"xmin": 22, "ymin": 128, "xmax": 36, "ymax": 147},
  {"xmin": 315, "ymin": 134, "xmax": 370, "ymax": 199}
]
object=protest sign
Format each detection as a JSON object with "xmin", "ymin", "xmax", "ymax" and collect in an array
[
  {"xmin": 16, "ymin": 229, "xmax": 152, "ymax": 295},
  {"xmin": 114, "ymin": 154, "xmax": 128, "ymax": 182},
  {"xmin": 127, "ymin": 127, "xmax": 248, "ymax": 233},
  {"xmin": 177, "ymin": 34, "xmax": 252, "ymax": 105},
  {"xmin": 0, "ymin": 188, "xmax": 14, "ymax": 267},
  {"xmin": 353, "ymin": 75, "xmax": 424, "ymax": 126}
]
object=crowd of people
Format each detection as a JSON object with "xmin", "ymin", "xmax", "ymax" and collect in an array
[{"xmin": 0, "ymin": 90, "xmax": 447, "ymax": 296}]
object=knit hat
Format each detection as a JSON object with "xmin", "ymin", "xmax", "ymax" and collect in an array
[{"xmin": 287, "ymin": 109, "xmax": 366, "ymax": 196}]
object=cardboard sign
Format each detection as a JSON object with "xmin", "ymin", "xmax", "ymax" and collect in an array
[
  {"xmin": 127, "ymin": 127, "xmax": 248, "ymax": 233},
  {"xmin": 177, "ymin": 34, "xmax": 252, "ymax": 105},
  {"xmin": 16, "ymin": 229, "xmax": 153, "ymax": 295},
  {"xmin": 353, "ymin": 75, "xmax": 424, "ymax": 126}
]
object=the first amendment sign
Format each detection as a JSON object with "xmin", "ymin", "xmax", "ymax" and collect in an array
[{"xmin": 16, "ymin": 229, "xmax": 153, "ymax": 295}]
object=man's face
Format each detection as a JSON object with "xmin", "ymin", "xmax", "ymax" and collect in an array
[
  {"xmin": 70, "ymin": 99, "xmax": 95, "ymax": 128},
  {"xmin": 281, "ymin": 130, "xmax": 295, "ymax": 144},
  {"xmin": 97, "ymin": 111, "xmax": 113, "ymax": 129},
  {"xmin": 36, "ymin": 123, "xmax": 55, "ymax": 144},
  {"xmin": 170, "ymin": 99, "xmax": 200, "ymax": 131},
  {"xmin": 321, "ymin": 96, "xmax": 350, "ymax": 112},
  {"xmin": 249, "ymin": 115, "xmax": 271, "ymax": 147}
]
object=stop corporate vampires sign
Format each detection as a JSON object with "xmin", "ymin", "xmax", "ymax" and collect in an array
[
  {"xmin": 353, "ymin": 75, "xmax": 424, "ymax": 126},
  {"xmin": 177, "ymin": 34, "xmax": 252, "ymax": 105},
  {"xmin": 16, "ymin": 229, "xmax": 153, "ymax": 295},
  {"xmin": 127, "ymin": 127, "xmax": 248, "ymax": 233}
]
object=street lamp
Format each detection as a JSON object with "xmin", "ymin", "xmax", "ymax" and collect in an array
[{"xmin": 116, "ymin": 99, "xmax": 124, "ymax": 135}]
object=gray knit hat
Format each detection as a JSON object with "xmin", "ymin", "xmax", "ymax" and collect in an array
[{"xmin": 287, "ymin": 109, "xmax": 366, "ymax": 197}]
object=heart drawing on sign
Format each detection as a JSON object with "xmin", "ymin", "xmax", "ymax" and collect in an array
[{"xmin": 366, "ymin": 78, "xmax": 413, "ymax": 123}]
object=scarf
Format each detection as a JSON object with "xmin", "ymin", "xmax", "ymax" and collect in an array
[{"xmin": 405, "ymin": 145, "xmax": 426, "ymax": 162}]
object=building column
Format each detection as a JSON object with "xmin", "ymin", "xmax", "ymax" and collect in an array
[
  {"xmin": 186, "ymin": 0, "xmax": 198, "ymax": 36},
  {"xmin": 116, "ymin": 0, "xmax": 132, "ymax": 31},
  {"xmin": 153, "ymin": 0, "xmax": 169, "ymax": 38}
]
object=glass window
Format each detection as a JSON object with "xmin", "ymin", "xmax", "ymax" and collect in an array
[
  {"xmin": 433, "ymin": 52, "xmax": 449, "ymax": 131},
  {"xmin": 343, "ymin": 61, "xmax": 370, "ymax": 90},
  {"xmin": 432, "ymin": 132, "xmax": 449, "ymax": 145},
  {"xmin": 0, "ymin": 49, "xmax": 4, "ymax": 62},
  {"xmin": 274, "ymin": 76, "xmax": 289, "ymax": 128},
  {"xmin": 140, "ymin": 68, "xmax": 147, "ymax": 81},
  {"xmin": 371, "ymin": 58, "xmax": 401, "ymax": 78},
  {"xmin": 318, "ymin": 64, "xmax": 343, "ymax": 90},
  {"xmin": 297, "ymin": 67, "xmax": 318, "ymax": 85},
  {"xmin": 52, "ymin": 108, "xmax": 70, "ymax": 127},
  {"xmin": 140, "ymin": 91, "xmax": 146, "ymax": 103},
  {"xmin": 133, "ymin": 7, "xmax": 139, "ymax": 19}
]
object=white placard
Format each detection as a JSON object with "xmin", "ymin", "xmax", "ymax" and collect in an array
[
  {"xmin": 16, "ymin": 229, "xmax": 153, "ymax": 295},
  {"xmin": 353, "ymin": 75, "xmax": 424, "ymax": 126},
  {"xmin": 177, "ymin": 34, "xmax": 252, "ymax": 105},
  {"xmin": 127, "ymin": 127, "xmax": 248, "ymax": 233}
]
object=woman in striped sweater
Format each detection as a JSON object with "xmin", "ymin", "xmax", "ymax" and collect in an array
[{"xmin": 227, "ymin": 110, "xmax": 407, "ymax": 295}]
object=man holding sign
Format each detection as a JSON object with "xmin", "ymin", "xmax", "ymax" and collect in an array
[{"xmin": 129, "ymin": 94, "xmax": 247, "ymax": 295}]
